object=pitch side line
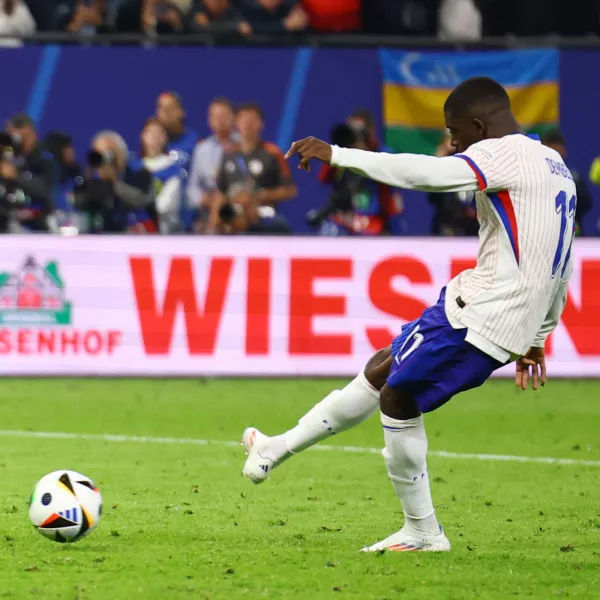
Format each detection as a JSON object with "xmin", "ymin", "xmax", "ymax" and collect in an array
[{"xmin": 0, "ymin": 430, "xmax": 598, "ymax": 467}]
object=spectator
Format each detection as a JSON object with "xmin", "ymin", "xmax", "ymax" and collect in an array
[
  {"xmin": 65, "ymin": 0, "xmax": 107, "ymax": 34},
  {"xmin": 438, "ymin": 0, "xmax": 482, "ymax": 41},
  {"xmin": 0, "ymin": 0, "xmax": 36, "ymax": 46},
  {"xmin": 155, "ymin": 91, "xmax": 199, "ymax": 161},
  {"xmin": 542, "ymin": 129, "xmax": 593, "ymax": 236},
  {"xmin": 346, "ymin": 109, "xmax": 382, "ymax": 152},
  {"xmin": 308, "ymin": 123, "xmax": 405, "ymax": 236},
  {"xmin": 241, "ymin": 0, "xmax": 308, "ymax": 35},
  {"xmin": 301, "ymin": 0, "xmax": 360, "ymax": 32},
  {"xmin": 44, "ymin": 131, "xmax": 84, "ymax": 232},
  {"xmin": 189, "ymin": 0, "xmax": 251, "ymax": 36},
  {"xmin": 22, "ymin": 0, "xmax": 57, "ymax": 31},
  {"xmin": 142, "ymin": 0, "xmax": 193, "ymax": 33},
  {"xmin": 428, "ymin": 134, "xmax": 479, "ymax": 236},
  {"xmin": 140, "ymin": 117, "xmax": 185, "ymax": 233},
  {"xmin": 74, "ymin": 130, "xmax": 157, "ymax": 233},
  {"xmin": 363, "ymin": 0, "xmax": 438, "ymax": 36},
  {"xmin": 5, "ymin": 113, "xmax": 57, "ymax": 231},
  {"xmin": 211, "ymin": 102, "xmax": 296, "ymax": 234},
  {"xmin": 187, "ymin": 97, "xmax": 237, "ymax": 224}
]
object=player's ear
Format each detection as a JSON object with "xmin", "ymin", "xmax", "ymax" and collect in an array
[{"xmin": 472, "ymin": 118, "xmax": 487, "ymax": 139}]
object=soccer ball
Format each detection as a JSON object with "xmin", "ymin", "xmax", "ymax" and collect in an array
[{"xmin": 28, "ymin": 470, "xmax": 102, "ymax": 543}]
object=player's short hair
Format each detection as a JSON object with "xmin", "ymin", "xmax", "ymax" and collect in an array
[
  {"xmin": 236, "ymin": 102, "xmax": 264, "ymax": 121},
  {"xmin": 210, "ymin": 97, "xmax": 234, "ymax": 113},
  {"xmin": 444, "ymin": 77, "xmax": 511, "ymax": 117},
  {"xmin": 541, "ymin": 128, "xmax": 566, "ymax": 147}
]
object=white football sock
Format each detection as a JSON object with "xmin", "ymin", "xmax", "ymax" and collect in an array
[
  {"xmin": 381, "ymin": 412, "xmax": 440, "ymax": 536},
  {"xmin": 264, "ymin": 371, "xmax": 380, "ymax": 463}
]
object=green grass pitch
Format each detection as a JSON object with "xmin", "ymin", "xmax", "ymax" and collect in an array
[{"xmin": 0, "ymin": 378, "xmax": 599, "ymax": 599}]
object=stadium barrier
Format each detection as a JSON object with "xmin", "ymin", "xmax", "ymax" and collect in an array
[{"xmin": 0, "ymin": 236, "xmax": 597, "ymax": 377}]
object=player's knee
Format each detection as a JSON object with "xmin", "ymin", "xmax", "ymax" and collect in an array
[
  {"xmin": 380, "ymin": 384, "xmax": 422, "ymax": 421},
  {"xmin": 364, "ymin": 346, "xmax": 392, "ymax": 391}
]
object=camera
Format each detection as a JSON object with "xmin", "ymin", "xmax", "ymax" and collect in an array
[
  {"xmin": 305, "ymin": 123, "xmax": 359, "ymax": 229},
  {"xmin": 219, "ymin": 202, "xmax": 243, "ymax": 224},
  {"xmin": 0, "ymin": 131, "xmax": 22, "ymax": 162},
  {"xmin": 0, "ymin": 176, "xmax": 28, "ymax": 233},
  {"xmin": 87, "ymin": 149, "xmax": 115, "ymax": 168}
]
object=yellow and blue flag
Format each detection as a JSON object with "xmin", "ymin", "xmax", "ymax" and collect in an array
[{"xmin": 381, "ymin": 49, "xmax": 559, "ymax": 155}]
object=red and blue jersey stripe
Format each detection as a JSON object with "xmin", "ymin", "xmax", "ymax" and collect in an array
[{"xmin": 456, "ymin": 154, "xmax": 520, "ymax": 265}]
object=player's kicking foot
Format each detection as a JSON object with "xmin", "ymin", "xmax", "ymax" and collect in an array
[
  {"xmin": 361, "ymin": 525, "xmax": 451, "ymax": 552},
  {"xmin": 241, "ymin": 427, "xmax": 276, "ymax": 484}
]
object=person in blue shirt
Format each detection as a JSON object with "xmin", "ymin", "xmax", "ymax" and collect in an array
[
  {"xmin": 140, "ymin": 117, "xmax": 187, "ymax": 234},
  {"xmin": 155, "ymin": 90, "xmax": 198, "ymax": 230},
  {"xmin": 155, "ymin": 91, "xmax": 199, "ymax": 162}
]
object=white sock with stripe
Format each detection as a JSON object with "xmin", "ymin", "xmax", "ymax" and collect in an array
[{"xmin": 381, "ymin": 412, "xmax": 440, "ymax": 536}]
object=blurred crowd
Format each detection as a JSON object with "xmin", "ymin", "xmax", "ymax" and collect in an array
[
  {"xmin": 1, "ymin": 0, "xmax": 599, "ymax": 41},
  {"xmin": 0, "ymin": 0, "xmax": 598, "ymax": 237},
  {"xmin": 0, "ymin": 90, "xmax": 413, "ymax": 236},
  {"xmin": 0, "ymin": 89, "xmax": 595, "ymax": 237}
]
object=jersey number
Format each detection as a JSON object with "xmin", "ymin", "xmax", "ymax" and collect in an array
[
  {"xmin": 395, "ymin": 325, "xmax": 424, "ymax": 364},
  {"xmin": 552, "ymin": 191, "xmax": 576, "ymax": 279}
]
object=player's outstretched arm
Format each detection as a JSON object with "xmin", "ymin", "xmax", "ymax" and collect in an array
[{"xmin": 285, "ymin": 137, "xmax": 479, "ymax": 193}]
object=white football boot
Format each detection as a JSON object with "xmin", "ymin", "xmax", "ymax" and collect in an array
[
  {"xmin": 361, "ymin": 525, "xmax": 451, "ymax": 552},
  {"xmin": 241, "ymin": 427, "xmax": 276, "ymax": 484}
]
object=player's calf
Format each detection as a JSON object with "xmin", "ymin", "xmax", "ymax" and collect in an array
[{"xmin": 240, "ymin": 352, "xmax": 390, "ymax": 483}]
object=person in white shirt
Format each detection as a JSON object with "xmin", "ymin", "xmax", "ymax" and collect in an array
[
  {"xmin": 240, "ymin": 77, "xmax": 577, "ymax": 553},
  {"xmin": 0, "ymin": 0, "xmax": 35, "ymax": 47},
  {"xmin": 186, "ymin": 97, "xmax": 237, "ymax": 215}
]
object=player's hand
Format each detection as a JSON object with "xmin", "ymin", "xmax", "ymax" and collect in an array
[
  {"xmin": 515, "ymin": 347, "xmax": 547, "ymax": 391},
  {"xmin": 285, "ymin": 137, "xmax": 332, "ymax": 172}
]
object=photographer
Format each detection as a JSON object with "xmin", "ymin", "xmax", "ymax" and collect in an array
[
  {"xmin": 307, "ymin": 122, "xmax": 405, "ymax": 236},
  {"xmin": 2, "ymin": 113, "xmax": 57, "ymax": 231},
  {"xmin": 74, "ymin": 131, "xmax": 157, "ymax": 233},
  {"xmin": 45, "ymin": 131, "xmax": 82, "ymax": 209},
  {"xmin": 209, "ymin": 103, "xmax": 295, "ymax": 235}
]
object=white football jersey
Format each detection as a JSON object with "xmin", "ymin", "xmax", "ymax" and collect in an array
[
  {"xmin": 330, "ymin": 134, "xmax": 576, "ymax": 360},
  {"xmin": 446, "ymin": 134, "xmax": 576, "ymax": 357}
]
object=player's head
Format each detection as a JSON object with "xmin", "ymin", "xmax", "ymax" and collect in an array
[{"xmin": 444, "ymin": 77, "xmax": 518, "ymax": 153}]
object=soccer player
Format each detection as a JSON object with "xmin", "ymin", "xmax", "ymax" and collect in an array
[{"xmin": 241, "ymin": 77, "xmax": 577, "ymax": 552}]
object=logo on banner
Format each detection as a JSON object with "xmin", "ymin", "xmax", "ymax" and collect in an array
[
  {"xmin": 0, "ymin": 257, "xmax": 72, "ymax": 326},
  {"xmin": 0, "ymin": 256, "xmax": 122, "ymax": 357}
]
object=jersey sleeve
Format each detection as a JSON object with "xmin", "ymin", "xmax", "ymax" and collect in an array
[
  {"xmin": 454, "ymin": 139, "xmax": 520, "ymax": 192},
  {"xmin": 330, "ymin": 146, "xmax": 479, "ymax": 192},
  {"xmin": 532, "ymin": 278, "xmax": 569, "ymax": 348}
]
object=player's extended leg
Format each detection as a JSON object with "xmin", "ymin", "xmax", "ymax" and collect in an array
[
  {"xmin": 241, "ymin": 348, "xmax": 393, "ymax": 483},
  {"xmin": 360, "ymin": 384, "xmax": 451, "ymax": 552}
]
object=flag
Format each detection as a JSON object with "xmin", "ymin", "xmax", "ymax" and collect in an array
[{"xmin": 380, "ymin": 49, "xmax": 559, "ymax": 155}]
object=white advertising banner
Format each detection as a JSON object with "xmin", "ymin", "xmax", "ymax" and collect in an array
[{"xmin": 0, "ymin": 235, "xmax": 597, "ymax": 377}]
